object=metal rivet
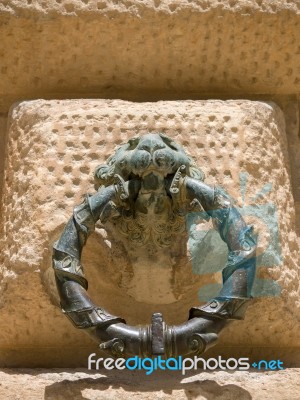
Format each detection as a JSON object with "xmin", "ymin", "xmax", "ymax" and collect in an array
[{"xmin": 210, "ymin": 301, "xmax": 218, "ymax": 309}]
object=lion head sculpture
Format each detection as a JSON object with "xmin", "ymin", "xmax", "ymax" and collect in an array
[{"xmin": 94, "ymin": 133, "xmax": 205, "ymax": 189}]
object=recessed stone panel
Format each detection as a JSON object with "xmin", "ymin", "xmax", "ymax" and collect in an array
[{"xmin": 0, "ymin": 99, "xmax": 299, "ymax": 366}]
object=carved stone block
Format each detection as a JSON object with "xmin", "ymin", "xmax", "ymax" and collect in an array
[{"xmin": 0, "ymin": 99, "xmax": 298, "ymax": 365}]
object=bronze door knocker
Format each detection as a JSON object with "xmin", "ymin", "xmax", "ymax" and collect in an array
[{"xmin": 52, "ymin": 133, "xmax": 256, "ymax": 357}]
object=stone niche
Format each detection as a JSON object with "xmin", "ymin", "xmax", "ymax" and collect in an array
[{"xmin": 0, "ymin": 99, "xmax": 299, "ymax": 367}]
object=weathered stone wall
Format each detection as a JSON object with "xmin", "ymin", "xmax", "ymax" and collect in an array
[
  {"xmin": 0, "ymin": 115, "xmax": 8, "ymax": 208},
  {"xmin": 1, "ymin": 368, "xmax": 299, "ymax": 400},
  {"xmin": 0, "ymin": 99, "xmax": 299, "ymax": 367},
  {"xmin": 0, "ymin": 0, "xmax": 300, "ymax": 204},
  {"xmin": 0, "ymin": 0, "xmax": 299, "ymax": 378},
  {"xmin": 0, "ymin": 0, "xmax": 300, "ymax": 115}
]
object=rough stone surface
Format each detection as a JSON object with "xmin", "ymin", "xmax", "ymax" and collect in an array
[
  {"xmin": 283, "ymin": 97, "xmax": 300, "ymax": 233},
  {"xmin": 1, "ymin": 0, "xmax": 300, "ymax": 253},
  {"xmin": 0, "ymin": 115, "xmax": 8, "ymax": 209},
  {"xmin": 0, "ymin": 368, "xmax": 299, "ymax": 400},
  {"xmin": 0, "ymin": 99, "xmax": 299, "ymax": 367},
  {"xmin": 0, "ymin": 1, "xmax": 300, "ymax": 114}
]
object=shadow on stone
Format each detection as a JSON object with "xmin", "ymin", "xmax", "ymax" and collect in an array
[{"xmin": 44, "ymin": 370, "xmax": 253, "ymax": 400}]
